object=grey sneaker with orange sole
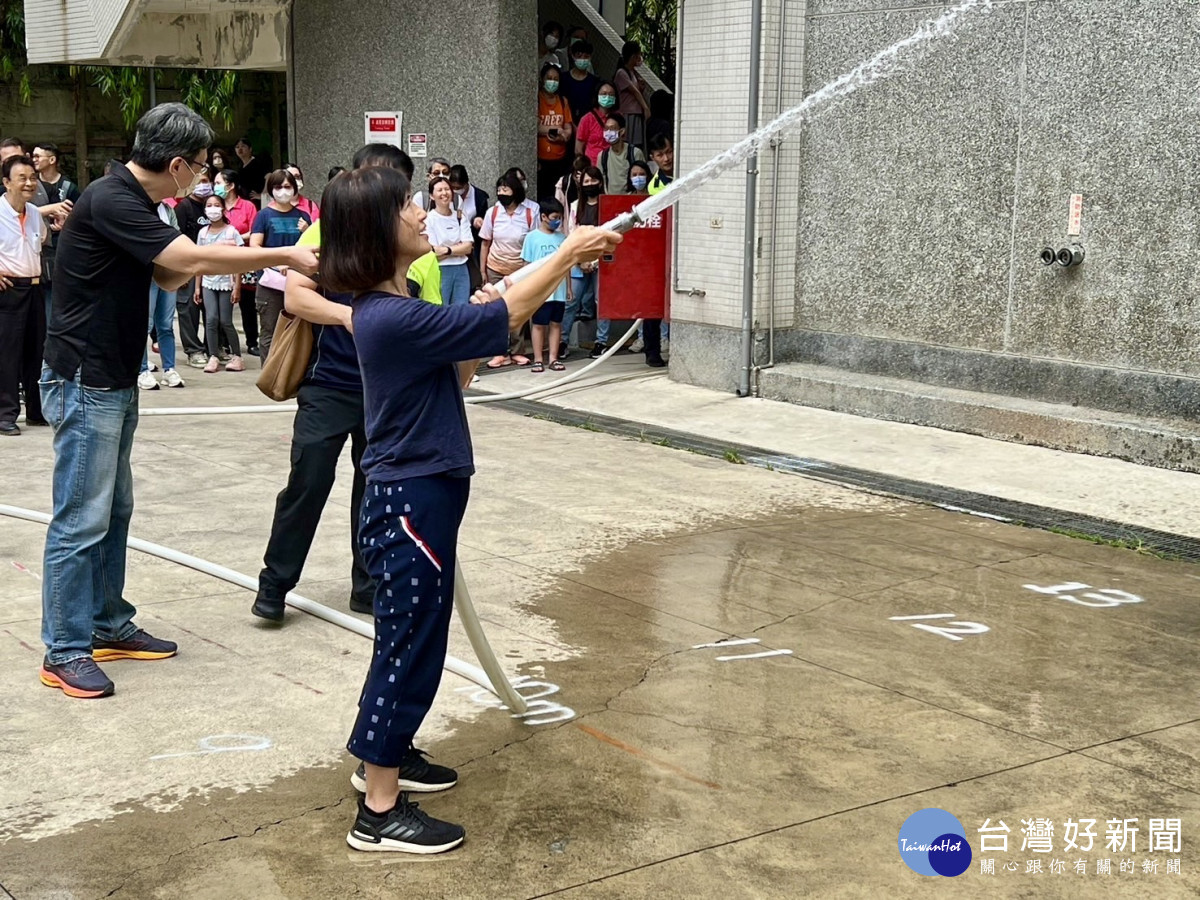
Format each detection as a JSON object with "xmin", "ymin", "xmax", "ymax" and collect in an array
[
  {"xmin": 40, "ymin": 656, "xmax": 115, "ymax": 698},
  {"xmin": 92, "ymin": 628, "xmax": 178, "ymax": 662}
]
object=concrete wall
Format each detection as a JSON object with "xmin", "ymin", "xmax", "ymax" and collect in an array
[
  {"xmin": 670, "ymin": 0, "xmax": 1200, "ymax": 420},
  {"xmin": 291, "ymin": 0, "xmax": 537, "ymax": 197}
]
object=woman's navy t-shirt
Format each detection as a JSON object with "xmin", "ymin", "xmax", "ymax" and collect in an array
[{"xmin": 352, "ymin": 292, "xmax": 509, "ymax": 483}]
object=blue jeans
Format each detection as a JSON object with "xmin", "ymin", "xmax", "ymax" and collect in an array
[
  {"xmin": 39, "ymin": 365, "xmax": 140, "ymax": 664},
  {"xmin": 440, "ymin": 264, "xmax": 471, "ymax": 305},
  {"xmin": 568, "ymin": 271, "xmax": 597, "ymax": 346},
  {"xmin": 142, "ymin": 283, "xmax": 177, "ymax": 372}
]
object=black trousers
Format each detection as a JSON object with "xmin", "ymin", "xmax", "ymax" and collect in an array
[
  {"xmin": 0, "ymin": 282, "xmax": 44, "ymax": 425},
  {"xmin": 241, "ymin": 285, "xmax": 260, "ymax": 350},
  {"xmin": 176, "ymin": 278, "xmax": 206, "ymax": 357},
  {"xmin": 259, "ymin": 383, "xmax": 374, "ymax": 603},
  {"xmin": 643, "ymin": 317, "xmax": 663, "ymax": 361}
]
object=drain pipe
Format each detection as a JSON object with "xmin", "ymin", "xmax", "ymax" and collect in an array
[
  {"xmin": 737, "ymin": 0, "xmax": 765, "ymax": 398},
  {"xmin": 755, "ymin": 0, "xmax": 789, "ymax": 397}
]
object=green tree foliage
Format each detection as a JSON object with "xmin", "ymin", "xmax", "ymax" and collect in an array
[
  {"xmin": 1, "ymin": 0, "xmax": 34, "ymax": 104},
  {"xmin": 86, "ymin": 68, "xmax": 240, "ymax": 131},
  {"xmin": 625, "ymin": 0, "xmax": 677, "ymax": 86},
  {"xmin": 0, "ymin": 0, "xmax": 238, "ymax": 133}
]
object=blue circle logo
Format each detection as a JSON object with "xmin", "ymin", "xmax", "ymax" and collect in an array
[{"xmin": 898, "ymin": 808, "xmax": 972, "ymax": 877}]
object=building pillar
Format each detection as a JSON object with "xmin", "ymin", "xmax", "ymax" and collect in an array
[{"xmin": 290, "ymin": 0, "xmax": 536, "ymax": 197}]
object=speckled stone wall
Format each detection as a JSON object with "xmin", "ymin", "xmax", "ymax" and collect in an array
[
  {"xmin": 291, "ymin": 0, "xmax": 536, "ymax": 197},
  {"xmin": 672, "ymin": 0, "xmax": 1200, "ymax": 412}
]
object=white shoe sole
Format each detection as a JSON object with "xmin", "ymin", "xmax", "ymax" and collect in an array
[
  {"xmin": 345, "ymin": 829, "xmax": 464, "ymax": 854},
  {"xmin": 349, "ymin": 770, "xmax": 456, "ymax": 794}
]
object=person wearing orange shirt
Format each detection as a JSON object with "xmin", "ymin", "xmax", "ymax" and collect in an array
[{"xmin": 537, "ymin": 63, "xmax": 574, "ymax": 201}]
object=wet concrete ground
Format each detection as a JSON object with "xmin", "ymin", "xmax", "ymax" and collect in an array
[{"xmin": 1, "ymin": 362, "xmax": 1198, "ymax": 898}]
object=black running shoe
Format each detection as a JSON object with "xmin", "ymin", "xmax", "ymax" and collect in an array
[
  {"xmin": 558, "ymin": 340, "xmax": 570, "ymax": 360},
  {"xmin": 346, "ymin": 793, "xmax": 465, "ymax": 854},
  {"xmin": 351, "ymin": 747, "xmax": 458, "ymax": 793},
  {"xmin": 588, "ymin": 342, "xmax": 608, "ymax": 359},
  {"xmin": 40, "ymin": 656, "xmax": 115, "ymax": 698},
  {"xmin": 92, "ymin": 629, "xmax": 177, "ymax": 661}
]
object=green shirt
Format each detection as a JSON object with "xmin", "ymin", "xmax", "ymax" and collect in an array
[{"xmin": 300, "ymin": 222, "xmax": 441, "ymax": 304}]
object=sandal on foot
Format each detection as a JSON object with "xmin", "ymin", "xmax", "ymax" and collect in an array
[
  {"xmin": 486, "ymin": 355, "xmax": 514, "ymax": 369},
  {"xmin": 530, "ymin": 361, "xmax": 545, "ymax": 373},
  {"xmin": 512, "ymin": 355, "xmax": 532, "ymax": 367},
  {"xmin": 548, "ymin": 360, "xmax": 565, "ymax": 371}
]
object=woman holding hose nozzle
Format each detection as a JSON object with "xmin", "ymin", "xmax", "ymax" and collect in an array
[{"xmin": 321, "ymin": 166, "xmax": 621, "ymax": 854}]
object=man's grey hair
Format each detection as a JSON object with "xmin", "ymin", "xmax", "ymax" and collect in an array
[{"xmin": 129, "ymin": 103, "xmax": 214, "ymax": 173}]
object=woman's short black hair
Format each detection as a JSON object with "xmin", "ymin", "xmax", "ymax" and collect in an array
[
  {"xmin": 448, "ymin": 164, "xmax": 470, "ymax": 188},
  {"xmin": 285, "ymin": 162, "xmax": 305, "ymax": 180},
  {"xmin": 264, "ymin": 168, "xmax": 298, "ymax": 195},
  {"xmin": 625, "ymin": 160, "xmax": 652, "ymax": 193},
  {"xmin": 321, "ymin": 166, "xmax": 413, "ymax": 294},
  {"xmin": 540, "ymin": 62, "xmax": 563, "ymax": 81},
  {"xmin": 327, "ymin": 165, "xmax": 346, "ymax": 182},
  {"xmin": 595, "ymin": 80, "xmax": 618, "ymax": 107}
]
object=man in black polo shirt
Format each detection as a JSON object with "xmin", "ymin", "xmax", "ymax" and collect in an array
[{"xmin": 39, "ymin": 103, "xmax": 319, "ymax": 699}]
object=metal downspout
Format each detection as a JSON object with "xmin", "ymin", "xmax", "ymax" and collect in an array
[
  {"xmin": 755, "ymin": 0, "xmax": 788, "ymax": 396},
  {"xmin": 737, "ymin": 0, "xmax": 765, "ymax": 397}
]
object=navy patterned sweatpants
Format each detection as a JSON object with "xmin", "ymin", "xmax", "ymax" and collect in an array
[{"xmin": 347, "ymin": 474, "xmax": 471, "ymax": 767}]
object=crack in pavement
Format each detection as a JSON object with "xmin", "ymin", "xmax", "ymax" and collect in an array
[
  {"xmin": 525, "ymin": 749, "xmax": 1079, "ymax": 899},
  {"xmin": 98, "ymin": 796, "xmax": 349, "ymax": 899}
]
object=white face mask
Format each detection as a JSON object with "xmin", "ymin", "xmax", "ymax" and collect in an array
[
  {"xmin": 273, "ymin": 188, "xmax": 295, "ymax": 204},
  {"xmin": 295, "ymin": 180, "xmax": 304, "ymax": 191},
  {"xmin": 545, "ymin": 34, "xmax": 559, "ymax": 49},
  {"xmin": 204, "ymin": 207, "xmax": 223, "ymax": 222}
]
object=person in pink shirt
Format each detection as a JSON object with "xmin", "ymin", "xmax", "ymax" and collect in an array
[{"xmin": 574, "ymin": 81, "xmax": 619, "ymax": 166}]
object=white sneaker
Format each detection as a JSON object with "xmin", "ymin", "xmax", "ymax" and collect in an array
[
  {"xmin": 147, "ymin": 362, "xmax": 160, "ymax": 373},
  {"xmin": 160, "ymin": 369, "xmax": 186, "ymax": 388},
  {"xmin": 628, "ymin": 338, "xmax": 645, "ymax": 353},
  {"xmin": 137, "ymin": 371, "xmax": 160, "ymax": 391}
]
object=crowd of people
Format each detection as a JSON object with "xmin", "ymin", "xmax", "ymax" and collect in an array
[
  {"xmin": 3, "ymin": 99, "xmax": 624, "ymax": 858},
  {"xmin": 0, "ymin": 22, "xmax": 675, "ymax": 856}
]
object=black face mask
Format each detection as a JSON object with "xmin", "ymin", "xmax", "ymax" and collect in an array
[{"xmin": 582, "ymin": 183, "xmax": 602, "ymax": 198}]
